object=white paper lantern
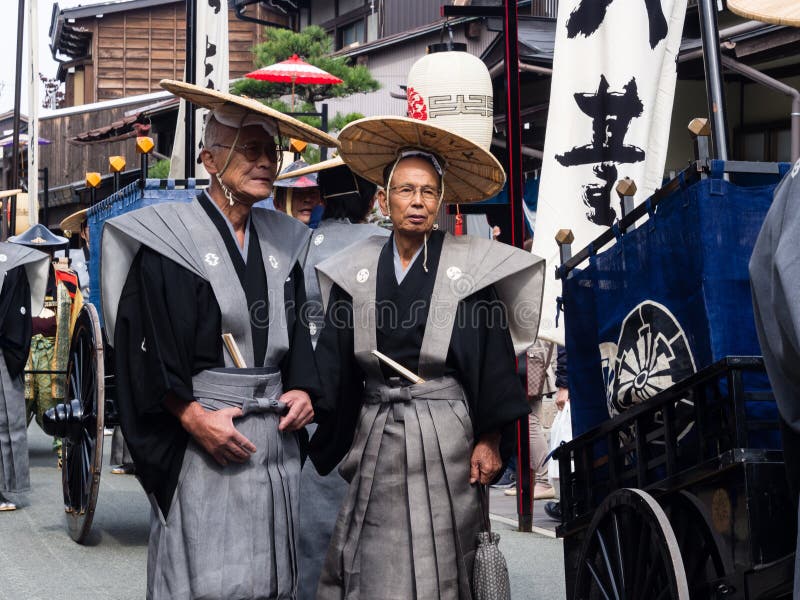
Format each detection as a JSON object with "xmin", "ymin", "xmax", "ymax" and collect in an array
[{"xmin": 407, "ymin": 43, "xmax": 494, "ymax": 152}]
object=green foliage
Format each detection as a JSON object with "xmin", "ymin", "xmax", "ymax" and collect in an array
[
  {"xmin": 331, "ymin": 112, "xmax": 364, "ymax": 131},
  {"xmin": 230, "ymin": 25, "xmax": 379, "ymax": 104},
  {"xmin": 148, "ymin": 159, "xmax": 171, "ymax": 179},
  {"xmin": 301, "ymin": 146, "xmax": 320, "ymax": 164}
]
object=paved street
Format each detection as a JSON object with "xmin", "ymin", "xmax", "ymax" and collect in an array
[{"xmin": 0, "ymin": 426, "xmax": 565, "ymax": 599}]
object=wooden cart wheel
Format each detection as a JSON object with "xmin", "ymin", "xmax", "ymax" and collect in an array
[
  {"xmin": 60, "ymin": 303, "xmax": 105, "ymax": 543},
  {"xmin": 574, "ymin": 488, "xmax": 690, "ymax": 600},
  {"xmin": 662, "ymin": 491, "xmax": 732, "ymax": 598}
]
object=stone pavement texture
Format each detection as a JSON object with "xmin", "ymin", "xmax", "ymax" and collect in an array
[{"xmin": 0, "ymin": 426, "xmax": 566, "ymax": 600}]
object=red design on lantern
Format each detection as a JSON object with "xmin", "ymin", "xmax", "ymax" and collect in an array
[{"xmin": 407, "ymin": 87, "xmax": 428, "ymax": 121}]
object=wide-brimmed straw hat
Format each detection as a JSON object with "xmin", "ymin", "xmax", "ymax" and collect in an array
[
  {"xmin": 159, "ymin": 79, "xmax": 338, "ymax": 148},
  {"xmin": 337, "ymin": 116, "xmax": 505, "ymax": 204},
  {"xmin": 60, "ymin": 208, "xmax": 88, "ymax": 236},
  {"xmin": 727, "ymin": 0, "xmax": 800, "ymax": 26}
]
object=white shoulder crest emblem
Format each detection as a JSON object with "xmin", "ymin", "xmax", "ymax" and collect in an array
[
  {"xmin": 356, "ymin": 268, "xmax": 370, "ymax": 283},
  {"xmin": 204, "ymin": 253, "xmax": 220, "ymax": 267}
]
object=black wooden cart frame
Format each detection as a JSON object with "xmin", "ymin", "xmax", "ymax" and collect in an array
[
  {"xmin": 553, "ymin": 156, "xmax": 797, "ymax": 599},
  {"xmin": 554, "ymin": 356, "xmax": 795, "ymax": 600}
]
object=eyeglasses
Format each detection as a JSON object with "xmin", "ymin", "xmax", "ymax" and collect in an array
[
  {"xmin": 213, "ymin": 142, "xmax": 278, "ymax": 162},
  {"xmin": 388, "ymin": 184, "xmax": 440, "ymax": 203}
]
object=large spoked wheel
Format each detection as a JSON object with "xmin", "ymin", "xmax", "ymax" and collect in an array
[
  {"xmin": 574, "ymin": 488, "xmax": 690, "ymax": 600},
  {"xmin": 662, "ymin": 491, "xmax": 732, "ymax": 598},
  {"xmin": 61, "ymin": 303, "xmax": 105, "ymax": 543}
]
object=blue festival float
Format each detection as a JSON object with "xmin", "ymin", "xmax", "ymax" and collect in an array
[{"xmin": 555, "ymin": 158, "xmax": 796, "ymax": 600}]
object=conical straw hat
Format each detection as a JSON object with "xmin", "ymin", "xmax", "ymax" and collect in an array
[
  {"xmin": 159, "ymin": 79, "xmax": 339, "ymax": 148},
  {"xmin": 60, "ymin": 208, "xmax": 88, "ymax": 235},
  {"xmin": 727, "ymin": 0, "xmax": 800, "ymax": 26},
  {"xmin": 337, "ymin": 116, "xmax": 505, "ymax": 204}
]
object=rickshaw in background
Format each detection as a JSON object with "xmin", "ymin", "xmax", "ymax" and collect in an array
[
  {"xmin": 552, "ymin": 120, "xmax": 796, "ymax": 599},
  {"xmin": 41, "ymin": 137, "xmax": 208, "ymax": 542}
]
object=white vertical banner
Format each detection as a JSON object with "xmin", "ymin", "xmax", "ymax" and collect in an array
[
  {"xmin": 27, "ymin": 0, "xmax": 39, "ymax": 225},
  {"xmin": 169, "ymin": 0, "xmax": 229, "ymax": 179},
  {"xmin": 532, "ymin": 0, "xmax": 688, "ymax": 344}
]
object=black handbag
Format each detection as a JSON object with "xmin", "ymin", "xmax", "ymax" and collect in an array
[{"xmin": 472, "ymin": 485, "xmax": 512, "ymax": 600}]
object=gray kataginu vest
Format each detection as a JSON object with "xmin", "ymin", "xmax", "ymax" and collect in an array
[
  {"xmin": 316, "ymin": 231, "xmax": 547, "ymax": 379},
  {"xmin": 102, "ymin": 195, "xmax": 310, "ymax": 368}
]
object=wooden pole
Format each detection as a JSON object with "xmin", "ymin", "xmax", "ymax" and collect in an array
[
  {"xmin": 183, "ymin": 0, "xmax": 197, "ymax": 178},
  {"xmin": 8, "ymin": 0, "xmax": 25, "ymax": 239}
]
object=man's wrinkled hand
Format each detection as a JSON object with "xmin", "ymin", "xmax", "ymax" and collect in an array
[
  {"xmin": 469, "ymin": 433, "xmax": 502, "ymax": 485},
  {"xmin": 182, "ymin": 404, "xmax": 256, "ymax": 467},
  {"xmin": 278, "ymin": 389, "xmax": 314, "ymax": 432}
]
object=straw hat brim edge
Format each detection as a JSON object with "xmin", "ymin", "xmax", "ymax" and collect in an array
[
  {"xmin": 276, "ymin": 157, "xmax": 345, "ymax": 180},
  {"xmin": 337, "ymin": 116, "xmax": 506, "ymax": 204},
  {"xmin": 159, "ymin": 79, "xmax": 339, "ymax": 148},
  {"xmin": 727, "ymin": 0, "xmax": 800, "ymax": 26},
  {"xmin": 60, "ymin": 208, "xmax": 89, "ymax": 233}
]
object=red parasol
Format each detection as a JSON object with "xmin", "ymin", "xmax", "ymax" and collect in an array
[{"xmin": 245, "ymin": 54, "xmax": 343, "ymax": 110}]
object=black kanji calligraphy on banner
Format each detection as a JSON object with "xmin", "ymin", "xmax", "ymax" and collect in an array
[
  {"xmin": 582, "ymin": 163, "xmax": 618, "ymax": 226},
  {"xmin": 566, "ymin": 0, "xmax": 668, "ymax": 49},
  {"xmin": 556, "ymin": 75, "xmax": 645, "ymax": 168}
]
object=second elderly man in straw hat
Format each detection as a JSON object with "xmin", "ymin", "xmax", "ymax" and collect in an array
[
  {"xmin": 101, "ymin": 79, "xmax": 336, "ymax": 599},
  {"xmin": 275, "ymin": 156, "xmax": 390, "ymax": 599},
  {"xmin": 310, "ymin": 115, "xmax": 545, "ymax": 599}
]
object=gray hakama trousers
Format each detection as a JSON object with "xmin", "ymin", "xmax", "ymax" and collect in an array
[
  {"xmin": 316, "ymin": 376, "xmax": 480, "ymax": 600},
  {"xmin": 0, "ymin": 356, "xmax": 29, "ymax": 494},
  {"xmin": 147, "ymin": 369, "xmax": 300, "ymax": 600}
]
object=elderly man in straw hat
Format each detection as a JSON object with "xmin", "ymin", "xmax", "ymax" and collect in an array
[
  {"xmin": 101, "ymin": 79, "xmax": 336, "ymax": 599},
  {"xmin": 310, "ymin": 115, "xmax": 545, "ymax": 599},
  {"xmin": 273, "ymin": 156, "xmax": 390, "ymax": 599},
  {"xmin": 0, "ymin": 193, "xmax": 49, "ymax": 511}
]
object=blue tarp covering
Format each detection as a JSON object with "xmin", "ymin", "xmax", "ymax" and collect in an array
[
  {"xmin": 563, "ymin": 163, "xmax": 790, "ymax": 440},
  {"xmin": 86, "ymin": 179, "xmax": 202, "ymax": 325}
]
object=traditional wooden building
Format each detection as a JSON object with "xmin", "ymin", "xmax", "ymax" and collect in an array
[
  {"xmin": 15, "ymin": 0, "xmax": 289, "ymax": 227},
  {"xmin": 50, "ymin": 0, "xmax": 287, "ymax": 106}
]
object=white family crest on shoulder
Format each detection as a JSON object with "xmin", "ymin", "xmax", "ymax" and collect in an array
[
  {"xmin": 204, "ymin": 253, "xmax": 220, "ymax": 267},
  {"xmin": 446, "ymin": 266, "xmax": 462, "ymax": 280},
  {"xmin": 269, "ymin": 255, "xmax": 279, "ymax": 269},
  {"xmin": 0, "ymin": 254, "xmax": 7, "ymax": 263},
  {"xmin": 792, "ymin": 158, "xmax": 800, "ymax": 179},
  {"xmin": 314, "ymin": 233, "xmax": 325, "ymax": 246},
  {"xmin": 356, "ymin": 268, "xmax": 370, "ymax": 283}
]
